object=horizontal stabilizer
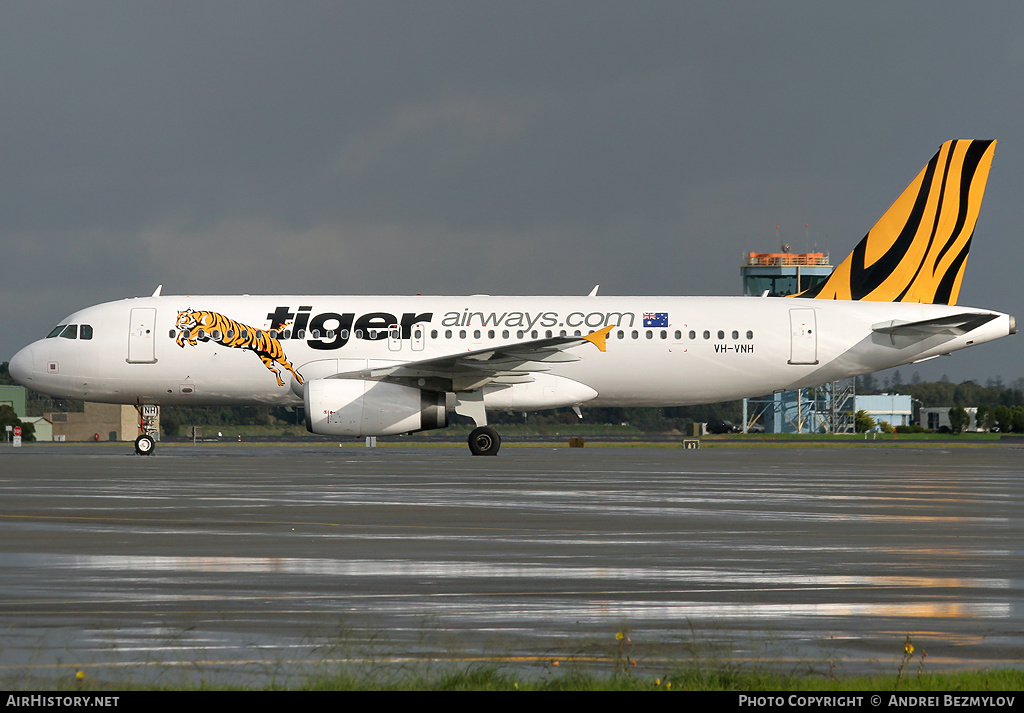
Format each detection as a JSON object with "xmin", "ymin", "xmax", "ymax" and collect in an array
[{"xmin": 872, "ymin": 312, "xmax": 998, "ymax": 337}]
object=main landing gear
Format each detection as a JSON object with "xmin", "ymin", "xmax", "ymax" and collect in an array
[
  {"xmin": 468, "ymin": 426, "xmax": 501, "ymax": 456},
  {"xmin": 456, "ymin": 392, "xmax": 501, "ymax": 456}
]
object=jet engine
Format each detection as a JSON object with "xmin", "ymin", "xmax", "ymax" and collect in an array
[{"xmin": 303, "ymin": 378, "xmax": 447, "ymax": 436}]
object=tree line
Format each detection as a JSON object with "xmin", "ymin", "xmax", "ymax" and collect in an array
[{"xmin": 856, "ymin": 374, "xmax": 1024, "ymax": 433}]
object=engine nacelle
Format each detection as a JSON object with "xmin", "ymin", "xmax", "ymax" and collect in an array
[{"xmin": 304, "ymin": 378, "xmax": 447, "ymax": 436}]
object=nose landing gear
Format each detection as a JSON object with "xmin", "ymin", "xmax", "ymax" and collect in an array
[
  {"xmin": 134, "ymin": 433, "xmax": 155, "ymax": 455},
  {"xmin": 134, "ymin": 404, "xmax": 160, "ymax": 455}
]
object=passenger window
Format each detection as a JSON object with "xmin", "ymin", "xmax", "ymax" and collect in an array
[
  {"xmin": 617, "ymin": 330, "xmax": 624, "ymax": 339},
  {"xmin": 431, "ymin": 330, "xmax": 438, "ymax": 339},
  {"xmin": 703, "ymin": 330, "xmax": 710, "ymax": 339},
  {"xmin": 688, "ymin": 330, "xmax": 695, "ymax": 339},
  {"xmin": 501, "ymin": 330, "xmax": 509, "ymax": 339},
  {"xmin": 445, "ymin": 330, "xmax": 452, "ymax": 339},
  {"xmin": 646, "ymin": 330, "xmax": 653, "ymax": 339},
  {"xmin": 732, "ymin": 330, "xmax": 739, "ymax": 339},
  {"xmin": 661, "ymin": 331, "xmax": 667, "ymax": 339},
  {"xmin": 631, "ymin": 330, "xmax": 638, "ymax": 339},
  {"xmin": 460, "ymin": 330, "xmax": 467, "ymax": 339},
  {"xmin": 717, "ymin": 330, "xmax": 725, "ymax": 339},
  {"xmin": 747, "ymin": 330, "xmax": 754, "ymax": 339}
]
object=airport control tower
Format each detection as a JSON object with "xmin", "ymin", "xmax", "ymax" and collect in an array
[
  {"xmin": 740, "ymin": 249, "xmax": 855, "ymax": 433},
  {"xmin": 740, "ymin": 249, "xmax": 831, "ymax": 298}
]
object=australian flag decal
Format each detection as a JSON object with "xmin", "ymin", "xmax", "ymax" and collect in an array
[{"xmin": 643, "ymin": 312, "xmax": 669, "ymax": 327}]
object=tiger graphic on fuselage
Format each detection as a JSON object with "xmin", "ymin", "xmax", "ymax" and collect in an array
[{"xmin": 175, "ymin": 309, "xmax": 303, "ymax": 387}]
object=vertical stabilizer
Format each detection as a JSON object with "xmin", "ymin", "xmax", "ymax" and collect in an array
[{"xmin": 793, "ymin": 139, "xmax": 996, "ymax": 304}]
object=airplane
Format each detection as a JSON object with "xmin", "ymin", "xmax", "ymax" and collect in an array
[{"xmin": 8, "ymin": 139, "xmax": 1016, "ymax": 456}]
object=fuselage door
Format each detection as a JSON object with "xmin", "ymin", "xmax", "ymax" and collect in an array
[
  {"xmin": 388, "ymin": 324, "xmax": 402, "ymax": 352},
  {"xmin": 127, "ymin": 308, "xmax": 157, "ymax": 364},
  {"xmin": 788, "ymin": 308, "xmax": 818, "ymax": 365},
  {"xmin": 411, "ymin": 323, "xmax": 426, "ymax": 352}
]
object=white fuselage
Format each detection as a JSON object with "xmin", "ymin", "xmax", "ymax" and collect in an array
[{"xmin": 9, "ymin": 294, "xmax": 1014, "ymax": 414}]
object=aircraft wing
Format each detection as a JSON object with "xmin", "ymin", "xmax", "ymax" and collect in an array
[{"xmin": 328, "ymin": 325, "xmax": 614, "ymax": 392}]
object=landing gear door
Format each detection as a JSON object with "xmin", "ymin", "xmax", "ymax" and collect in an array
[
  {"xmin": 128, "ymin": 308, "xmax": 157, "ymax": 363},
  {"xmin": 788, "ymin": 308, "xmax": 818, "ymax": 365}
]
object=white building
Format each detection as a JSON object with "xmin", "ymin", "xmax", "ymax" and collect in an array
[
  {"xmin": 920, "ymin": 407, "xmax": 983, "ymax": 432},
  {"xmin": 854, "ymin": 394, "xmax": 913, "ymax": 429}
]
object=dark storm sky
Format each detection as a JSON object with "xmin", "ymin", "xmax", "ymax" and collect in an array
[{"xmin": 2, "ymin": 2, "xmax": 1021, "ymax": 381}]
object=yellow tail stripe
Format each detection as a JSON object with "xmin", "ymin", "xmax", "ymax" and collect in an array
[{"xmin": 792, "ymin": 139, "xmax": 995, "ymax": 305}]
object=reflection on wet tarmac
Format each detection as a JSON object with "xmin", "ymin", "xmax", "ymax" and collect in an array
[
  {"xmin": 1, "ymin": 444, "xmax": 1022, "ymax": 685},
  {"xmin": 1, "ymin": 552, "xmax": 1010, "ymax": 594}
]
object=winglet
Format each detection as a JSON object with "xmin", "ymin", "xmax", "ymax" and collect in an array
[{"xmin": 582, "ymin": 324, "xmax": 614, "ymax": 352}]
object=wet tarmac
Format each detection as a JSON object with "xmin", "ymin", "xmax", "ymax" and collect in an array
[{"xmin": 0, "ymin": 441, "xmax": 1022, "ymax": 687}]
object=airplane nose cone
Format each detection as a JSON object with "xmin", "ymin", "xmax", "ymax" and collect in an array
[{"xmin": 8, "ymin": 344, "xmax": 35, "ymax": 386}]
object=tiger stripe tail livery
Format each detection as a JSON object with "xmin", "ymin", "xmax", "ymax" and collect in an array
[{"xmin": 792, "ymin": 139, "xmax": 996, "ymax": 304}]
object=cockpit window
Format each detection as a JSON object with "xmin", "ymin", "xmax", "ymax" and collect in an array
[
  {"xmin": 47, "ymin": 325, "xmax": 67, "ymax": 338},
  {"xmin": 59, "ymin": 324, "xmax": 78, "ymax": 339},
  {"xmin": 80, "ymin": 324, "xmax": 93, "ymax": 340}
]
